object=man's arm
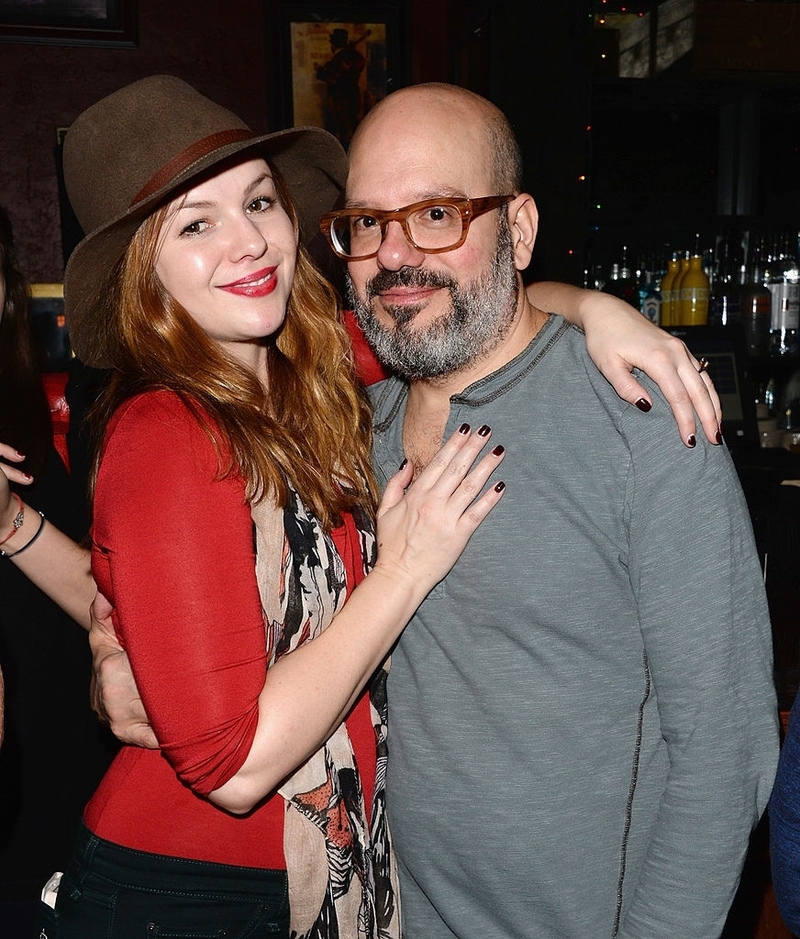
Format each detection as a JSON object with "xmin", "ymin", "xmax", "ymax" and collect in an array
[
  {"xmin": 527, "ymin": 282, "xmax": 721, "ymax": 447},
  {"xmin": 89, "ymin": 593, "xmax": 159, "ymax": 748},
  {"xmin": 619, "ymin": 382, "xmax": 777, "ymax": 939}
]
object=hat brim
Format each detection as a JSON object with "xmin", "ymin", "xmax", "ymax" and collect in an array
[{"xmin": 64, "ymin": 125, "xmax": 347, "ymax": 368}]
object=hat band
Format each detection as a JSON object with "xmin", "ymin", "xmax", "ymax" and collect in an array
[{"xmin": 130, "ymin": 128, "xmax": 256, "ymax": 208}]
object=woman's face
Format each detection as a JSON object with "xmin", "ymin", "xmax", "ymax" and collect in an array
[{"xmin": 155, "ymin": 157, "xmax": 297, "ymax": 370}]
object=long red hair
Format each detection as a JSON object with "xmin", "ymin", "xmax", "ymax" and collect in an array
[{"xmin": 90, "ymin": 161, "xmax": 377, "ymax": 530}]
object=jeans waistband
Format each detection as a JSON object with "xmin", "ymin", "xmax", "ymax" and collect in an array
[{"xmin": 71, "ymin": 823, "xmax": 287, "ymax": 898}]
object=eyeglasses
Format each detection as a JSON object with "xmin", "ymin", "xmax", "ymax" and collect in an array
[{"xmin": 319, "ymin": 195, "xmax": 514, "ymax": 261}]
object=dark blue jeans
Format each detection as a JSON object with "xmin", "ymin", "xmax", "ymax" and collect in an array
[{"xmin": 37, "ymin": 823, "xmax": 289, "ymax": 938}]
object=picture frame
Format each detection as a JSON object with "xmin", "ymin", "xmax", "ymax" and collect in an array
[
  {"xmin": 0, "ymin": 0, "xmax": 137, "ymax": 48},
  {"xmin": 270, "ymin": 2, "xmax": 408, "ymax": 147}
]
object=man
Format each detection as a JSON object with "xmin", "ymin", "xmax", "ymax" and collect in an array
[{"xmin": 319, "ymin": 83, "xmax": 777, "ymax": 939}]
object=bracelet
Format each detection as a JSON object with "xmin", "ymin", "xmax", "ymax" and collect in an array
[
  {"xmin": 1, "ymin": 511, "xmax": 45, "ymax": 559},
  {"xmin": 0, "ymin": 493, "xmax": 24, "ymax": 546}
]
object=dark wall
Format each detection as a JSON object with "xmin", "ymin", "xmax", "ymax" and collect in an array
[{"xmin": 489, "ymin": 1, "xmax": 592, "ymax": 285}]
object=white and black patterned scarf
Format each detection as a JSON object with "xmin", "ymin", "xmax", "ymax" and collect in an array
[{"xmin": 250, "ymin": 485, "xmax": 400, "ymax": 939}]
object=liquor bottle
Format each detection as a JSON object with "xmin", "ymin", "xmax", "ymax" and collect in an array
[
  {"xmin": 767, "ymin": 230, "xmax": 800, "ymax": 358},
  {"xmin": 603, "ymin": 245, "xmax": 639, "ymax": 307},
  {"xmin": 709, "ymin": 230, "xmax": 742, "ymax": 327},
  {"xmin": 670, "ymin": 251, "xmax": 691, "ymax": 325},
  {"xmin": 659, "ymin": 254, "xmax": 680, "ymax": 327},
  {"xmin": 679, "ymin": 253, "xmax": 710, "ymax": 326},
  {"xmin": 740, "ymin": 236, "xmax": 772, "ymax": 359},
  {"xmin": 640, "ymin": 271, "xmax": 662, "ymax": 325}
]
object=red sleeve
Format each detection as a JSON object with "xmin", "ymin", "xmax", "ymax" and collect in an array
[
  {"xmin": 92, "ymin": 391, "xmax": 266, "ymax": 796},
  {"xmin": 342, "ymin": 309, "xmax": 389, "ymax": 387}
]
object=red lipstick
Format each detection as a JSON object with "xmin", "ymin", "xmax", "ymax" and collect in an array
[{"xmin": 218, "ymin": 267, "xmax": 277, "ymax": 298}]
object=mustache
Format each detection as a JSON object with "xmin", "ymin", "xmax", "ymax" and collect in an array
[{"xmin": 365, "ymin": 267, "xmax": 457, "ymax": 302}]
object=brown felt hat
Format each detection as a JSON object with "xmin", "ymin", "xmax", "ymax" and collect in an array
[{"xmin": 62, "ymin": 74, "xmax": 347, "ymax": 368}]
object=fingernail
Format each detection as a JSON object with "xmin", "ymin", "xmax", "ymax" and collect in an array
[
  {"xmin": 494, "ymin": 481, "xmax": 506, "ymax": 493},
  {"xmin": 14, "ymin": 449, "xmax": 25, "ymax": 457},
  {"xmin": 491, "ymin": 445, "xmax": 505, "ymax": 456},
  {"xmin": 715, "ymin": 428, "xmax": 722, "ymax": 446},
  {"xmin": 459, "ymin": 423, "xmax": 470, "ymax": 435},
  {"xmin": 399, "ymin": 458, "xmax": 408, "ymax": 470},
  {"xmin": 687, "ymin": 434, "xmax": 696, "ymax": 448},
  {"xmin": 635, "ymin": 398, "xmax": 651, "ymax": 413},
  {"xmin": 477, "ymin": 424, "xmax": 491, "ymax": 437}
]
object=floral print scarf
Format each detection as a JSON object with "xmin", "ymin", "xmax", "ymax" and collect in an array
[{"xmin": 250, "ymin": 485, "xmax": 400, "ymax": 939}]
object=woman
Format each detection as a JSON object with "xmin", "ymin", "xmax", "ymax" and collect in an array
[{"xmin": 0, "ymin": 75, "xmax": 507, "ymax": 939}]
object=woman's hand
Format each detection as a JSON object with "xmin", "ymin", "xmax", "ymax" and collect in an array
[
  {"xmin": 580, "ymin": 294, "xmax": 722, "ymax": 447},
  {"xmin": 0, "ymin": 443, "xmax": 32, "ymax": 530},
  {"xmin": 373, "ymin": 424, "xmax": 505, "ymax": 593},
  {"xmin": 526, "ymin": 284, "xmax": 722, "ymax": 447}
]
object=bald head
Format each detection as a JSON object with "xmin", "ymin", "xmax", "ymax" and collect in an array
[{"xmin": 348, "ymin": 83, "xmax": 522, "ymax": 199}]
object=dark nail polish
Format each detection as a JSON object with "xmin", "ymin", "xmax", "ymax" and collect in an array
[
  {"xmin": 491, "ymin": 445, "xmax": 505, "ymax": 456},
  {"xmin": 635, "ymin": 398, "xmax": 652, "ymax": 413},
  {"xmin": 687, "ymin": 434, "xmax": 696, "ymax": 448},
  {"xmin": 715, "ymin": 429, "xmax": 723, "ymax": 445},
  {"xmin": 494, "ymin": 481, "xmax": 506, "ymax": 493},
  {"xmin": 459, "ymin": 423, "xmax": 470, "ymax": 435},
  {"xmin": 477, "ymin": 424, "xmax": 491, "ymax": 437},
  {"xmin": 399, "ymin": 458, "xmax": 408, "ymax": 470}
]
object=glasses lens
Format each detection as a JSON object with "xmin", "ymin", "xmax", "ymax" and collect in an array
[
  {"xmin": 327, "ymin": 201, "xmax": 467, "ymax": 259},
  {"xmin": 331, "ymin": 214, "xmax": 381, "ymax": 259},
  {"xmin": 407, "ymin": 203, "xmax": 464, "ymax": 252}
]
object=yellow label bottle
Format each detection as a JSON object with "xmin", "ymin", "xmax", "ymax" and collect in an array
[
  {"xmin": 670, "ymin": 254, "xmax": 690, "ymax": 325},
  {"xmin": 680, "ymin": 254, "xmax": 710, "ymax": 326},
  {"xmin": 659, "ymin": 256, "xmax": 680, "ymax": 327}
]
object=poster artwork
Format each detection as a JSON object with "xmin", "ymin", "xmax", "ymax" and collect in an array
[{"xmin": 290, "ymin": 20, "xmax": 388, "ymax": 146}]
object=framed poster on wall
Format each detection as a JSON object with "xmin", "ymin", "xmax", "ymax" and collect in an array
[
  {"xmin": 0, "ymin": 0, "xmax": 137, "ymax": 47},
  {"xmin": 271, "ymin": 2, "xmax": 408, "ymax": 147}
]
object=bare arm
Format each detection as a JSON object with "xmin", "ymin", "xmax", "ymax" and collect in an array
[
  {"xmin": 0, "ymin": 444, "xmax": 95, "ymax": 630},
  {"xmin": 527, "ymin": 283, "xmax": 722, "ymax": 447},
  {"xmin": 210, "ymin": 427, "xmax": 505, "ymax": 813}
]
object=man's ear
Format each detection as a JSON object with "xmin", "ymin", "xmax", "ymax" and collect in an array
[{"xmin": 508, "ymin": 194, "xmax": 538, "ymax": 271}]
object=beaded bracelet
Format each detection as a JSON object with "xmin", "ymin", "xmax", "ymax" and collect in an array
[
  {"xmin": 1, "ymin": 511, "xmax": 45, "ymax": 559},
  {"xmin": 0, "ymin": 493, "xmax": 24, "ymax": 546}
]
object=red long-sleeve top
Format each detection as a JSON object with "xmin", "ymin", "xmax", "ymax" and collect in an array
[{"xmin": 85, "ymin": 391, "xmax": 375, "ymax": 868}]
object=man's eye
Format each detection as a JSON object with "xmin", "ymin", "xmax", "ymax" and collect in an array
[
  {"xmin": 420, "ymin": 205, "xmax": 458, "ymax": 224},
  {"xmin": 353, "ymin": 215, "xmax": 378, "ymax": 232}
]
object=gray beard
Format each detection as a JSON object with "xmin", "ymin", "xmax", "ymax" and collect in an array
[{"xmin": 346, "ymin": 217, "xmax": 519, "ymax": 381}]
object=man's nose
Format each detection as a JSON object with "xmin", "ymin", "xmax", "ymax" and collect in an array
[{"xmin": 375, "ymin": 220, "xmax": 425, "ymax": 271}]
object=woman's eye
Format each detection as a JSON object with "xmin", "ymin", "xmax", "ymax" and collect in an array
[
  {"xmin": 180, "ymin": 219, "xmax": 208, "ymax": 236},
  {"xmin": 247, "ymin": 196, "xmax": 274, "ymax": 214}
]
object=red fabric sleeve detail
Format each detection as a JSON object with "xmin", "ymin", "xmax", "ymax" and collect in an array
[
  {"xmin": 43, "ymin": 371, "xmax": 70, "ymax": 471},
  {"xmin": 92, "ymin": 391, "xmax": 266, "ymax": 797},
  {"xmin": 342, "ymin": 309, "xmax": 389, "ymax": 387}
]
